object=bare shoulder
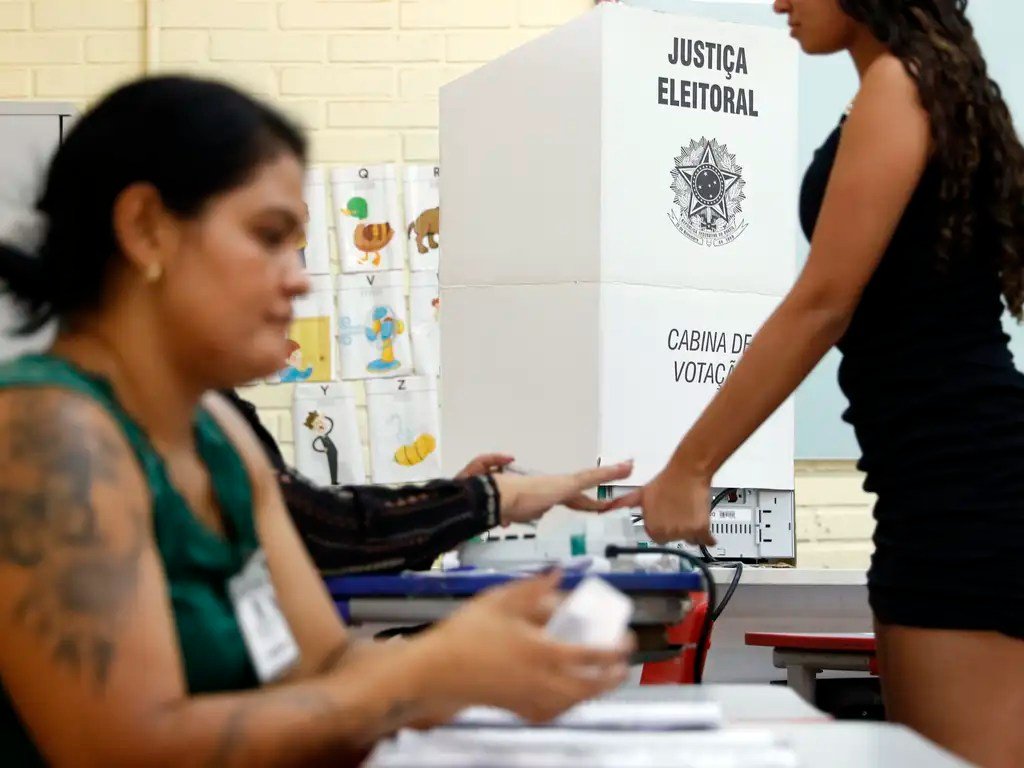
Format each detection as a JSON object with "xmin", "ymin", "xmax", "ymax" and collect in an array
[
  {"xmin": 0, "ymin": 386, "xmax": 148, "ymax": 507},
  {"xmin": 851, "ymin": 54, "xmax": 928, "ymax": 127},
  {"xmin": 863, "ymin": 53, "xmax": 917, "ymax": 90},
  {"xmin": 0, "ymin": 386, "xmax": 152, "ymax": 687},
  {"xmin": 201, "ymin": 391, "xmax": 277, "ymax": 490}
]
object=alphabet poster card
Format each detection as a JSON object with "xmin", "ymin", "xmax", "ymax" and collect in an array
[
  {"xmin": 300, "ymin": 167, "xmax": 331, "ymax": 275},
  {"xmin": 331, "ymin": 164, "xmax": 404, "ymax": 274},
  {"xmin": 409, "ymin": 270, "xmax": 440, "ymax": 378},
  {"xmin": 336, "ymin": 271, "xmax": 413, "ymax": 380},
  {"xmin": 292, "ymin": 383, "xmax": 366, "ymax": 486},
  {"xmin": 365, "ymin": 376, "xmax": 442, "ymax": 484},
  {"xmin": 403, "ymin": 165, "xmax": 440, "ymax": 273},
  {"xmin": 275, "ymin": 274, "xmax": 336, "ymax": 383}
]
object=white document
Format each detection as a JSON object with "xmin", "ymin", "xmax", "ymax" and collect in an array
[
  {"xmin": 371, "ymin": 727, "xmax": 798, "ymax": 768},
  {"xmin": 545, "ymin": 576, "xmax": 633, "ymax": 649},
  {"xmin": 452, "ymin": 700, "xmax": 723, "ymax": 731}
]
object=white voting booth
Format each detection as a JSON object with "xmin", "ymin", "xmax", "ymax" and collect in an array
[{"xmin": 440, "ymin": 4, "xmax": 799, "ymax": 558}]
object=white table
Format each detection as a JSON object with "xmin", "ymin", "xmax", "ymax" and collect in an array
[
  {"xmin": 367, "ymin": 720, "xmax": 967, "ymax": 767},
  {"xmin": 606, "ymin": 683, "xmax": 827, "ymax": 723},
  {"xmin": 366, "ymin": 685, "xmax": 971, "ymax": 767},
  {"xmin": 771, "ymin": 722, "xmax": 970, "ymax": 767}
]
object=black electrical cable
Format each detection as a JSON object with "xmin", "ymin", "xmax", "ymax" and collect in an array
[
  {"xmin": 711, "ymin": 561, "xmax": 743, "ymax": 622},
  {"xmin": 614, "ymin": 488, "xmax": 743, "ymax": 679},
  {"xmin": 605, "ymin": 544, "xmax": 718, "ymax": 685},
  {"xmin": 703, "ymin": 488, "xmax": 743, "ymax": 621},
  {"xmin": 701, "ymin": 488, "xmax": 734, "ymax": 562}
]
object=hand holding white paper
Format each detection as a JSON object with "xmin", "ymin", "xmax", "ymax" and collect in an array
[{"xmin": 546, "ymin": 576, "xmax": 633, "ymax": 649}]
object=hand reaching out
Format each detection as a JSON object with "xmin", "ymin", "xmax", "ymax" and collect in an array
[
  {"xmin": 608, "ymin": 465, "xmax": 716, "ymax": 546},
  {"xmin": 455, "ymin": 452, "xmax": 515, "ymax": 479},
  {"xmin": 493, "ymin": 461, "xmax": 634, "ymax": 525}
]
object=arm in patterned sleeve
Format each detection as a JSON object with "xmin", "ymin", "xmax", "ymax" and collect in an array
[
  {"xmin": 277, "ymin": 467, "xmax": 498, "ymax": 575},
  {"xmin": 221, "ymin": 390, "xmax": 498, "ymax": 575}
]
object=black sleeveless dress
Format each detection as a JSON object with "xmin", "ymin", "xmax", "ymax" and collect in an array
[{"xmin": 800, "ymin": 119, "xmax": 1024, "ymax": 640}]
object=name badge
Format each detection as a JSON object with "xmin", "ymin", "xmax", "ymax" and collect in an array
[{"xmin": 228, "ymin": 549, "xmax": 300, "ymax": 684}]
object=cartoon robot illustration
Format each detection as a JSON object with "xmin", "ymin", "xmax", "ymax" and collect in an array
[
  {"xmin": 341, "ymin": 196, "xmax": 394, "ymax": 266},
  {"xmin": 365, "ymin": 305, "xmax": 405, "ymax": 373},
  {"xmin": 280, "ymin": 339, "xmax": 313, "ymax": 383},
  {"xmin": 303, "ymin": 410, "xmax": 339, "ymax": 485},
  {"xmin": 407, "ymin": 206, "xmax": 440, "ymax": 255}
]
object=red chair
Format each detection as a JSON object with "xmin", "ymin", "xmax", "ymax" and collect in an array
[{"xmin": 640, "ymin": 591, "xmax": 710, "ymax": 685}]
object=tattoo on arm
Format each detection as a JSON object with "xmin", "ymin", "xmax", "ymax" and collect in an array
[
  {"xmin": 207, "ymin": 690, "xmax": 347, "ymax": 768},
  {"xmin": 207, "ymin": 691, "xmax": 415, "ymax": 768},
  {"xmin": 0, "ymin": 392, "xmax": 146, "ymax": 691}
]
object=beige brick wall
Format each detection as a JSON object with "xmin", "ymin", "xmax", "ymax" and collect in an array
[{"xmin": 1, "ymin": 0, "xmax": 876, "ymax": 569}]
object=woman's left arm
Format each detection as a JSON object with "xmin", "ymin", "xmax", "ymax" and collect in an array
[
  {"xmin": 622, "ymin": 57, "xmax": 932, "ymax": 544},
  {"xmin": 204, "ymin": 393, "xmax": 354, "ymax": 679}
]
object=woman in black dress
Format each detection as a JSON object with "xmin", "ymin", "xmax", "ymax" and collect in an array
[{"xmin": 616, "ymin": 1, "xmax": 1024, "ymax": 764}]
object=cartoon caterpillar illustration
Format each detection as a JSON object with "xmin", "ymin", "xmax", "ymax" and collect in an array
[
  {"xmin": 407, "ymin": 207, "xmax": 440, "ymax": 255},
  {"xmin": 394, "ymin": 433, "xmax": 436, "ymax": 466}
]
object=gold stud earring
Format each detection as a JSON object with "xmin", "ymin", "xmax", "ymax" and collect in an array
[{"xmin": 145, "ymin": 263, "xmax": 163, "ymax": 284}]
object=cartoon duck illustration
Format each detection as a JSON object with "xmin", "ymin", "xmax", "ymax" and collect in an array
[
  {"xmin": 365, "ymin": 305, "xmax": 405, "ymax": 373},
  {"xmin": 341, "ymin": 196, "xmax": 394, "ymax": 267},
  {"xmin": 280, "ymin": 339, "xmax": 313, "ymax": 382}
]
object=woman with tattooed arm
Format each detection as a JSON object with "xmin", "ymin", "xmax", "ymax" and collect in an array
[{"xmin": 0, "ymin": 77, "xmax": 633, "ymax": 766}]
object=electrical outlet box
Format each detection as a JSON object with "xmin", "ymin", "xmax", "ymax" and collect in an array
[{"xmin": 620, "ymin": 487, "xmax": 796, "ymax": 562}]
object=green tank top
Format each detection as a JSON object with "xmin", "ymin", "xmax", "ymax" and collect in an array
[{"xmin": 0, "ymin": 354, "xmax": 260, "ymax": 764}]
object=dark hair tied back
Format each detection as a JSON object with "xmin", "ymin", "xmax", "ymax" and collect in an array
[{"xmin": 0, "ymin": 75, "xmax": 306, "ymax": 334}]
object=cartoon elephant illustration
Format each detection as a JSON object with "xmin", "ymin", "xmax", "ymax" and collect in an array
[{"xmin": 407, "ymin": 207, "xmax": 440, "ymax": 255}]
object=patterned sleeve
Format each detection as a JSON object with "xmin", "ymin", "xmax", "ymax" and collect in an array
[{"xmin": 277, "ymin": 466, "xmax": 499, "ymax": 575}]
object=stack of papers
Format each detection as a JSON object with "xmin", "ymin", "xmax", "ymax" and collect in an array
[
  {"xmin": 369, "ymin": 728, "xmax": 800, "ymax": 768},
  {"xmin": 451, "ymin": 700, "xmax": 722, "ymax": 731}
]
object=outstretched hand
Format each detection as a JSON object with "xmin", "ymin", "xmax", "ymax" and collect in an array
[
  {"xmin": 608, "ymin": 465, "xmax": 716, "ymax": 546},
  {"xmin": 455, "ymin": 453, "xmax": 515, "ymax": 479},
  {"xmin": 493, "ymin": 461, "xmax": 634, "ymax": 525}
]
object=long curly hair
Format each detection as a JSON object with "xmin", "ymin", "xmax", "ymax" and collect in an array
[{"xmin": 838, "ymin": 0, "xmax": 1024, "ymax": 318}]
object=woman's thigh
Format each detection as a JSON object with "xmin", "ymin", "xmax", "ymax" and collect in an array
[{"xmin": 875, "ymin": 622, "xmax": 1024, "ymax": 768}]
